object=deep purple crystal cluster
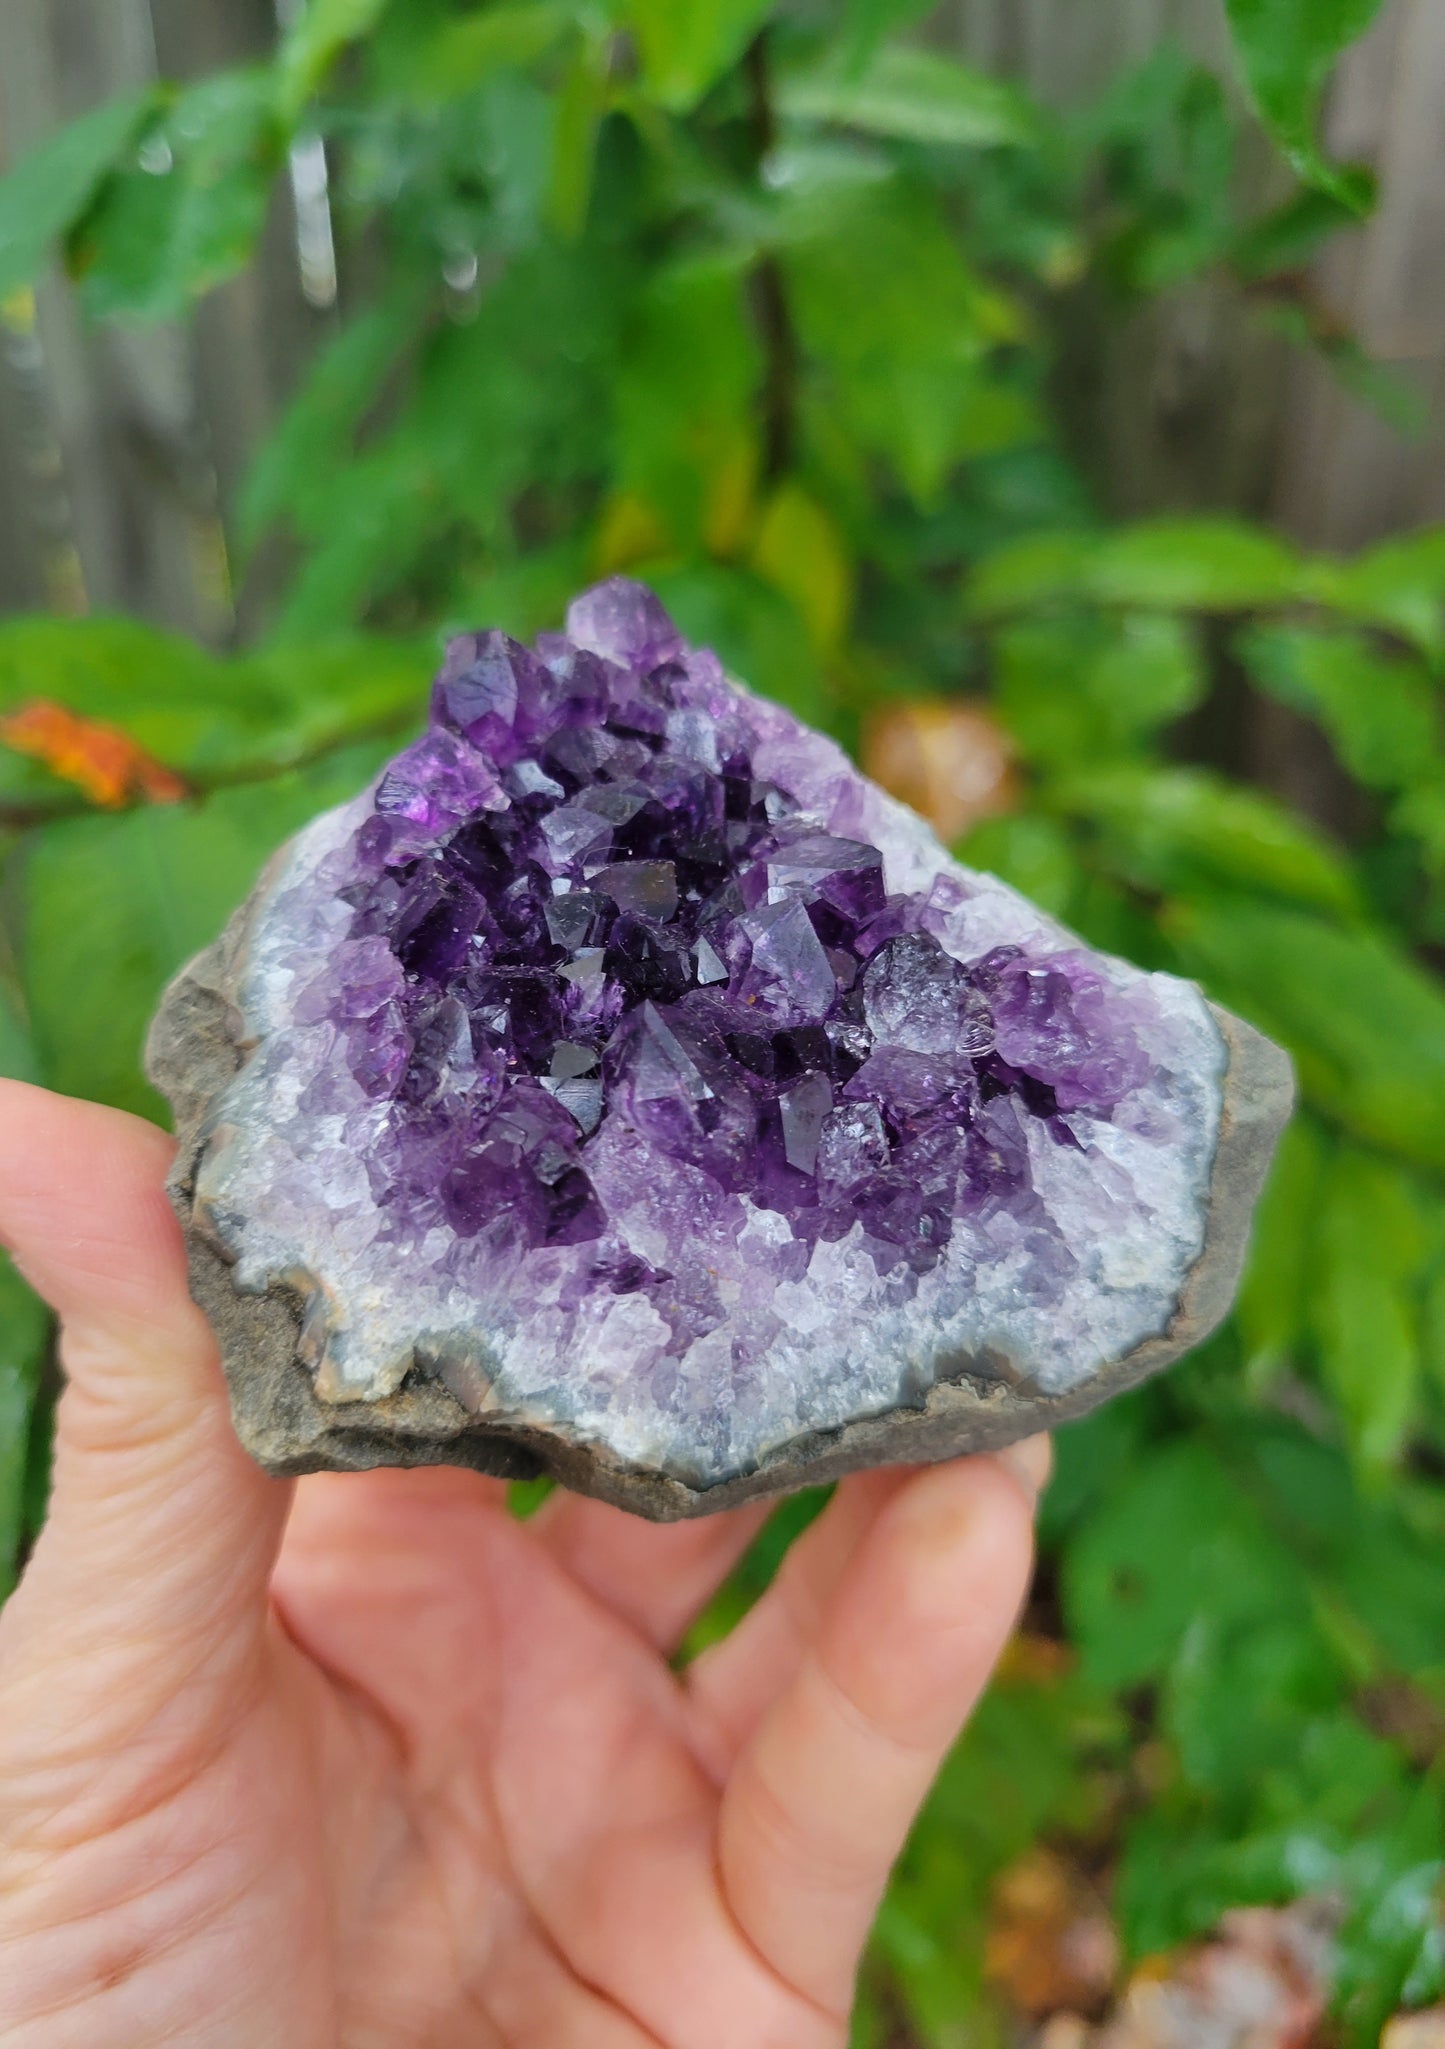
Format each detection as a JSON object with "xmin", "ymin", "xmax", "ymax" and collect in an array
[
  {"xmin": 194, "ymin": 578, "xmax": 1226, "ymax": 1486},
  {"xmin": 323, "ymin": 583, "xmax": 1147, "ymax": 1287}
]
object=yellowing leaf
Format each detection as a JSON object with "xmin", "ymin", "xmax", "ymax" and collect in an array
[
  {"xmin": 751, "ymin": 484, "xmax": 852, "ymax": 653},
  {"xmin": 592, "ymin": 491, "xmax": 672, "ymax": 575}
]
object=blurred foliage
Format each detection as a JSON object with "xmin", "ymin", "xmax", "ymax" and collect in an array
[{"xmin": 2, "ymin": 0, "xmax": 1444, "ymax": 2038}]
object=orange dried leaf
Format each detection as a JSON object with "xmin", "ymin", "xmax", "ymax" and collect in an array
[
  {"xmin": 985, "ymin": 1849, "xmax": 1119, "ymax": 2019},
  {"xmin": 0, "ymin": 699, "xmax": 188, "ymax": 809},
  {"xmin": 861, "ymin": 698, "xmax": 1018, "ymax": 844}
]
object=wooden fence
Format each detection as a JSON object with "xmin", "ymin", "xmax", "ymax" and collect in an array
[{"xmin": 1, "ymin": 0, "xmax": 1443, "ymax": 641}]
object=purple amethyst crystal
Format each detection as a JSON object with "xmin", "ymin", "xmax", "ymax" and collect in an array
[{"xmin": 148, "ymin": 580, "xmax": 1292, "ymax": 1515}]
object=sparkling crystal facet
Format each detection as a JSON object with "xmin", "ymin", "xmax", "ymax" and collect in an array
[{"xmin": 189, "ymin": 578, "xmax": 1230, "ymax": 1486}]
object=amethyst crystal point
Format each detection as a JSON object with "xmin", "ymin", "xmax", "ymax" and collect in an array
[{"xmin": 148, "ymin": 579, "xmax": 1293, "ymax": 1519}]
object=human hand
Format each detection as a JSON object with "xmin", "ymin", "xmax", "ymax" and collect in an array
[{"xmin": 0, "ymin": 1080, "xmax": 1044, "ymax": 2048}]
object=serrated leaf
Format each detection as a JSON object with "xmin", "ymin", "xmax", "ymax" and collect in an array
[
  {"xmin": 1165, "ymin": 896, "xmax": 1445, "ymax": 1173},
  {"xmin": 1241, "ymin": 624, "xmax": 1440, "ymax": 793},
  {"xmin": 778, "ymin": 45, "xmax": 1037, "ymax": 149},
  {"xmin": 623, "ymin": 0, "xmax": 773, "ymax": 113},
  {"xmin": 0, "ymin": 89, "xmax": 155, "ymax": 303},
  {"xmin": 1224, "ymin": 0, "xmax": 1384, "ymax": 207}
]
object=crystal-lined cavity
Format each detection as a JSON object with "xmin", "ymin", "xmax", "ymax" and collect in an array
[{"xmin": 192, "ymin": 579, "xmax": 1227, "ymax": 1486}]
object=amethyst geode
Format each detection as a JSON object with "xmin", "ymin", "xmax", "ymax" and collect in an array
[{"xmin": 149, "ymin": 579, "xmax": 1291, "ymax": 1518}]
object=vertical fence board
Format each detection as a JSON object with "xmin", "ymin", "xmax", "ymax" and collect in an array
[
  {"xmin": 1275, "ymin": 0, "xmax": 1445, "ymax": 548},
  {"xmin": 0, "ymin": 0, "xmax": 225, "ymax": 637},
  {"xmin": 147, "ymin": 0, "xmax": 329, "ymax": 638},
  {"xmin": 2, "ymin": 0, "xmax": 1445, "ymax": 635}
]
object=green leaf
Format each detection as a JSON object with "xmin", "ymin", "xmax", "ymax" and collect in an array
[
  {"xmin": 1166, "ymin": 897, "xmax": 1445, "ymax": 1174},
  {"xmin": 781, "ymin": 174, "xmax": 1007, "ymax": 505},
  {"xmin": 0, "ymin": 939, "xmax": 39, "ymax": 1084},
  {"xmin": 1088, "ymin": 517, "xmax": 1302, "ymax": 611},
  {"xmin": 0, "ymin": 89, "xmax": 155, "ymax": 303},
  {"xmin": 547, "ymin": 30, "xmax": 609, "ymax": 238},
  {"xmin": 969, "ymin": 518, "xmax": 1302, "ymax": 616},
  {"xmin": 1236, "ymin": 1112, "xmax": 1329, "ymax": 1387},
  {"xmin": 613, "ymin": 255, "xmax": 760, "ymax": 549},
  {"xmin": 1086, "ymin": 612, "xmax": 1207, "ymax": 738},
  {"xmin": 966, "ymin": 529, "xmax": 1098, "ymax": 619},
  {"xmin": 237, "ymin": 280, "xmax": 428, "ymax": 554},
  {"xmin": 75, "ymin": 73, "xmax": 279, "ymax": 322},
  {"xmin": 1241, "ymin": 624, "xmax": 1440, "ymax": 793},
  {"xmin": 277, "ymin": 0, "xmax": 391, "ymax": 120},
  {"xmin": 16, "ymin": 742, "xmax": 391, "ymax": 1120},
  {"xmin": 1312, "ymin": 1146, "xmax": 1426, "ymax": 1472},
  {"xmin": 1064, "ymin": 1440, "xmax": 1305, "ymax": 1692},
  {"xmin": 1224, "ymin": 0, "xmax": 1384, "ymax": 207},
  {"xmin": 393, "ymin": 2, "xmax": 572, "ymax": 104},
  {"xmin": 778, "ymin": 46, "xmax": 1037, "ymax": 150},
  {"xmin": 837, "ymin": 0, "xmax": 940, "ymax": 72},
  {"xmin": 1230, "ymin": 183, "xmax": 1368, "ymax": 279},
  {"xmin": 1312, "ymin": 526, "xmax": 1445, "ymax": 658},
  {"xmin": 1055, "ymin": 765, "xmax": 1361, "ymax": 918},
  {"xmin": 751, "ymin": 483, "xmax": 853, "ymax": 654},
  {"xmin": 0, "ymin": 1252, "xmax": 48, "ymax": 1600},
  {"xmin": 958, "ymin": 813, "xmax": 1079, "ymax": 919},
  {"xmin": 623, "ymin": 0, "xmax": 773, "ymax": 113}
]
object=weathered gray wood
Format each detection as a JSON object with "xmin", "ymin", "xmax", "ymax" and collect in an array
[
  {"xmin": 946, "ymin": 0, "xmax": 1297, "ymax": 520},
  {"xmin": 147, "ymin": 0, "xmax": 332, "ymax": 639},
  {"xmin": 1, "ymin": 0, "xmax": 1443, "ymax": 640},
  {"xmin": 0, "ymin": 0, "xmax": 228, "ymax": 638},
  {"xmin": 1275, "ymin": 0, "xmax": 1445, "ymax": 547}
]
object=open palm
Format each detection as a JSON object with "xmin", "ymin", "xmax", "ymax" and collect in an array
[{"xmin": 0, "ymin": 1081, "xmax": 1041, "ymax": 2048}]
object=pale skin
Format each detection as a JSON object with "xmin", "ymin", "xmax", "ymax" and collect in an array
[{"xmin": 0, "ymin": 1079, "xmax": 1046, "ymax": 2048}]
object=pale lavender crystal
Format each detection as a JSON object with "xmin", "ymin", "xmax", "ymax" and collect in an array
[{"xmin": 193, "ymin": 578, "xmax": 1228, "ymax": 1485}]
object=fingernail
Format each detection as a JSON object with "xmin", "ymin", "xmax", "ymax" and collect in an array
[{"xmin": 992, "ymin": 1434, "xmax": 1052, "ymax": 1508}]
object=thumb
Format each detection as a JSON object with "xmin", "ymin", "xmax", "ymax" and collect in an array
[{"xmin": 0, "ymin": 1080, "xmax": 289, "ymax": 1705}]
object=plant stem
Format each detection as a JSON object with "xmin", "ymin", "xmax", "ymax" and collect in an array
[{"xmin": 744, "ymin": 31, "xmax": 800, "ymax": 490}]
